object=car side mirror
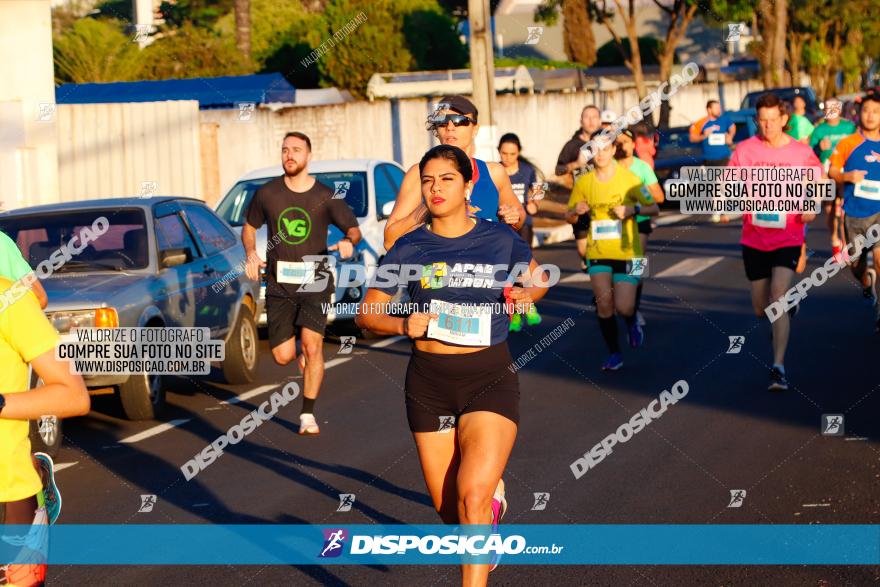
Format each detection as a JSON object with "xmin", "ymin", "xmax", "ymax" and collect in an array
[
  {"xmin": 379, "ymin": 200, "xmax": 395, "ymax": 220},
  {"xmin": 160, "ymin": 248, "xmax": 190, "ymax": 268}
]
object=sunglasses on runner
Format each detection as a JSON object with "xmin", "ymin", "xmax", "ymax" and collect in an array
[{"xmin": 428, "ymin": 114, "xmax": 476, "ymax": 129}]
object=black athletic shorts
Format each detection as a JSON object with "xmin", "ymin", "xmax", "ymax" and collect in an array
[
  {"xmin": 704, "ymin": 157, "xmax": 730, "ymax": 167},
  {"xmin": 573, "ymin": 214, "xmax": 590, "ymax": 240},
  {"xmin": 404, "ymin": 343, "xmax": 519, "ymax": 433},
  {"xmin": 266, "ymin": 294, "xmax": 329, "ymax": 347},
  {"xmin": 741, "ymin": 245, "xmax": 801, "ymax": 282},
  {"xmin": 637, "ymin": 217, "xmax": 653, "ymax": 235}
]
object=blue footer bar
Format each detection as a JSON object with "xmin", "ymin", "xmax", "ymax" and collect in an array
[{"xmin": 2, "ymin": 524, "xmax": 878, "ymax": 565}]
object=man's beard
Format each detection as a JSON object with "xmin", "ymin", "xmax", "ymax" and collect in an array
[{"xmin": 284, "ymin": 160, "xmax": 305, "ymax": 177}]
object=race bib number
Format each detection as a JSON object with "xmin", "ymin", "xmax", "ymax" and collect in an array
[
  {"xmin": 426, "ymin": 299, "xmax": 491, "ymax": 347},
  {"xmin": 591, "ymin": 219, "xmax": 622, "ymax": 240},
  {"xmin": 853, "ymin": 178, "xmax": 880, "ymax": 201},
  {"xmin": 707, "ymin": 133, "xmax": 726, "ymax": 146},
  {"xmin": 752, "ymin": 212, "xmax": 786, "ymax": 229},
  {"xmin": 276, "ymin": 261, "xmax": 315, "ymax": 284}
]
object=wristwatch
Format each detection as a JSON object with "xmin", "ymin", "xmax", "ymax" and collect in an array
[{"xmin": 633, "ymin": 203, "xmax": 642, "ymax": 216}]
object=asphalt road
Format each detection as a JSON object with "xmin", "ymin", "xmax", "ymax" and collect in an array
[{"xmin": 46, "ymin": 214, "xmax": 880, "ymax": 586}]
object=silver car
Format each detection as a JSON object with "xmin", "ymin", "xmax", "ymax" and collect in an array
[{"xmin": 0, "ymin": 198, "xmax": 261, "ymax": 453}]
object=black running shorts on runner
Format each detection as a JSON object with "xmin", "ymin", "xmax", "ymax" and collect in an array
[
  {"xmin": 704, "ymin": 157, "xmax": 730, "ymax": 167},
  {"xmin": 266, "ymin": 294, "xmax": 329, "ymax": 347},
  {"xmin": 637, "ymin": 217, "xmax": 653, "ymax": 235},
  {"xmin": 404, "ymin": 343, "xmax": 519, "ymax": 433},
  {"xmin": 573, "ymin": 214, "xmax": 590, "ymax": 240},
  {"xmin": 741, "ymin": 245, "xmax": 801, "ymax": 282}
]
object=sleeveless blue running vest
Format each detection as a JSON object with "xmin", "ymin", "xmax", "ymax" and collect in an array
[{"xmin": 467, "ymin": 158, "xmax": 500, "ymax": 221}]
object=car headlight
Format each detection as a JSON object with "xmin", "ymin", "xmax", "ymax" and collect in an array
[{"xmin": 49, "ymin": 308, "xmax": 119, "ymax": 333}]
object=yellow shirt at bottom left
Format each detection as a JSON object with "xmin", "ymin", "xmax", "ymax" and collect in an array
[{"xmin": 0, "ymin": 277, "xmax": 59, "ymax": 502}]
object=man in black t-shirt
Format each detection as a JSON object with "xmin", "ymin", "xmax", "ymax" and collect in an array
[{"xmin": 244, "ymin": 131, "xmax": 361, "ymax": 436}]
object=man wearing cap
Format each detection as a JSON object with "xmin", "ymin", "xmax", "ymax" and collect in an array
[
  {"xmin": 384, "ymin": 95, "xmax": 524, "ymax": 250},
  {"xmin": 811, "ymin": 99, "xmax": 856, "ymax": 256},
  {"xmin": 600, "ymin": 110, "xmax": 618, "ymax": 129}
]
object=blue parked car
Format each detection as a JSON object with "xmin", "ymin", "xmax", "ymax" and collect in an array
[{"xmin": 0, "ymin": 197, "xmax": 261, "ymax": 451}]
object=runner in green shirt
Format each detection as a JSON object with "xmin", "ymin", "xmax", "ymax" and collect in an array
[
  {"xmin": 0, "ymin": 230, "xmax": 47, "ymax": 309},
  {"xmin": 786, "ymin": 96, "xmax": 815, "ymax": 143},
  {"xmin": 810, "ymin": 99, "xmax": 857, "ymax": 255},
  {"xmin": 615, "ymin": 129, "xmax": 664, "ymax": 327}
]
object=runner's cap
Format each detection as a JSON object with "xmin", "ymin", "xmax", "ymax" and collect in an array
[
  {"xmin": 601, "ymin": 110, "xmax": 618, "ymax": 124},
  {"xmin": 438, "ymin": 95, "xmax": 478, "ymax": 122}
]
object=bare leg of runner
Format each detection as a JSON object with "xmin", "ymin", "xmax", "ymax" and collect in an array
[
  {"xmin": 413, "ymin": 429, "xmax": 461, "ymax": 524},
  {"xmin": 769, "ymin": 267, "xmax": 795, "ymax": 366},
  {"xmin": 298, "ymin": 327, "xmax": 326, "ymax": 402},
  {"xmin": 613, "ymin": 281, "xmax": 638, "ymax": 319},
  {"xmin": 456, "ymin": 411, "xmax": 517, "ymax": 587}
]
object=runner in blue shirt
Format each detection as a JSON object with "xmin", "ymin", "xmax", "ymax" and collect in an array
[{"xmin": 383, "ymin": 95, "xmax": 525, "ymax": 250}]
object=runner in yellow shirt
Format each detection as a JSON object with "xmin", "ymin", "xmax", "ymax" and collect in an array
[
  {"xmin": 567, "ymin": 131, "xmax": 659, "ymax": 370},
  {"xmin": 1, "ymin": 277, "xmax": 89, "ymax": 586}
]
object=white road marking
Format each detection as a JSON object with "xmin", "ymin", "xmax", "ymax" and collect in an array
[
  {"xmin": 844, "ymin": 437, "xmax": 868, "ymax": 441},
  {"xmin": 655, "ymin": 213, "xmax": 690, "ymax": 226},
  {"xmin": 802, "ymin": 503, "xmax": 831, "ymax": 507},
  {"xmin": 561, "ymin": 273, "xmax": 591, "ymax": 283},
  {"xmin": 656, "ymin": 256, "xmax": 725, "ymax": 278},
  {"xmin": 221, "ymin": 383, "xmax": 279, "ymax": 406},
  {"xmin": 370, "ymin": 335, "xmax": 407, "ymax": 348},
  {"xmin": 119, "ymin": 419, "xmax": 192, "ymax": 444},
  {"xmin": 52, "ymin": 462, "xmax": 78, "ymax": 473},
  {"xmin": 325, "ymin": 357, "xmax": 352, "ymax": 369}
]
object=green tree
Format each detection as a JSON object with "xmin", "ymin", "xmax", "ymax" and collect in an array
[
  {"xmin": 139, "ymin": 23, "xmax": 253, "ymax": 80},
  {"xmin": 53, "ymin": 18, "xmax": 143, "ymax": 83},
  {"xmin": 215, "ymin": 0, "xmax": 322, "ymax": 66},
  {"xmin": 536, "ymin": 0, "xmax": 597, "ymax": 67},
  {"xmin": 317, "ymin": 0, "xmax": 413, "ymax": 97},
  {"xmin": 595, "ymin": 36, "xmax": 663, "ymax": 66},
  {"xmin": 401, "ymin": 8, "xmax": 468, "ymax": 70},
  {"xmin": 158, "ymin": 0, "xmax": 234, "ymax": 28}
]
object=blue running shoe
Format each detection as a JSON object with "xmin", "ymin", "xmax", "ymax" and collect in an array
[
  {"xmin": 628, "ymin": 321, "xmax": 645, "ymax": 348},
  {"xmin": 602, "ymin": 353, "xmax": 623, "ymax": 371}
]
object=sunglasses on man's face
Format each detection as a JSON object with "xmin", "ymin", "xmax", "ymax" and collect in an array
[{"xmin": 429, "ymin": 114, "xmax": 476, "ymax": 128}]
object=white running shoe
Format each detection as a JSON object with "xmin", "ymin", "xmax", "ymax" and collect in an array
[{"xmin": 298, "ymin": 413, "xmax": 320, "ymax": 435}]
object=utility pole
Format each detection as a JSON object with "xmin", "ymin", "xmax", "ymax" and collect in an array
[{"xmin": 467, "ymin": 0, "xmax": 496, "ymax": 158}]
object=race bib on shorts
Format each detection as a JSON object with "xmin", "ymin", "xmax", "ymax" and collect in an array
[
  {"xmin": 708, "ymin": 133, "xmax": 726, "ymax": 146},
  {"xmin": 276, "ymin": 261, "xmax": 315, "ymax": 284},
  {"xmin": 426, "ymin": 299, "xmax": 491, "ymax": 347},
  {"xmin": 853, "ymin": 178, "xmax": 880, "ymax": 201},
  {"xmin": 752, "ymin": 212, "xmax": 786, "ymax": 229},
  {"xmin": 591, "ymin": 219, "xmax": 622, "ymax": 240}
]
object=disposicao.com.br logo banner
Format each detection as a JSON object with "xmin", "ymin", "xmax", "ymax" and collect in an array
[{"xmin": 2, "ymin": 525, "xmax": 877, "ymax": 565}]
